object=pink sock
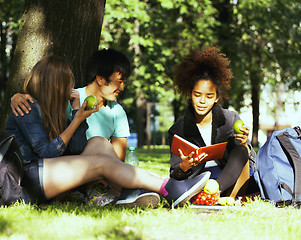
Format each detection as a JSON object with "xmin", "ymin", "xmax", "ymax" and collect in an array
[{"xmin": 159, "ymin": 178, "xmax": 170, "ymax": 197}]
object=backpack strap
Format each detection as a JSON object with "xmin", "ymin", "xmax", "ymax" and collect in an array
[
  {"xmin": 277, "ymin": 130, "xmax": 301, "ymax": 203},
  {"xmin": 0, "ymin": 134, "xmax": 14, "ymax": 162}
]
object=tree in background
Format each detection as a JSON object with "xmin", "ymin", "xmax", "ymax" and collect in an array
[
  {"xmin": 217, "ymin": 0, "xmax": 301, "ymax": 147},
  {"xmin": 100, "ymin": 0, "xmax": 218, "ymax": 146},
  {"xmin": 1, "ymin": 0, "xmax": 300, "ymax": 147},
  {"xmin": 0, "ymin": 0, "xmax": 106, "ymax": 131},
  {"xmin": 0, "ymin": 0, "xmax": 24, "ymax": 121}
]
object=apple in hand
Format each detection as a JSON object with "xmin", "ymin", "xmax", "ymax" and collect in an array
[
  {"xmin": 233, "ymin": 120, "xmax": 245, "ymax": 134},
  {"xmin": 84, "ymin": 95, "xmax": 97, "ymax": 110}
]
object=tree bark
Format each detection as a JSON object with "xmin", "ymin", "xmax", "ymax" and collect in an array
[
  {"xmin": 136, "ymin": 94, "xmax": 146, "ymax": 147},
  {"xmin": 250, "ymin": 70, "xmax": 260, "ymax": 148},
  {"xmin": 1, "ymin": 0, "xmax": 106, "ymax": 131}
]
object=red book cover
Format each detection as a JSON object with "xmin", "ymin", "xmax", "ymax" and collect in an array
[{"xmin": 170, "ymin": 134, "xmax": 227, "ymax": 162}]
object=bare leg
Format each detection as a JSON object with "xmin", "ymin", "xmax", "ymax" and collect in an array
[
  {"xmin": 81, "ymin": 137, "xmax": 117, "ymax": 157},
  {"xmin": 80, "ymin": 137, "xmax": 121, "ymax": 195},
  {"xmin": 81, "ymin": 137, "xmax": 162, "ymax": 194},
  {"xmin": 42, "ymin": 138, "xmax": 164, "ymax": 199}
]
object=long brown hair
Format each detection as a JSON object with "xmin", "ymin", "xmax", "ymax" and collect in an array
[{"xmin": 23, "ymin": 55, "xmax": 74, "ymax": 140}]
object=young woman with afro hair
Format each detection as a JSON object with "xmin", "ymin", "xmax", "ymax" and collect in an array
[{"xmin": 168, "ymin": 46, "xmax": 257, "ymax": 197}]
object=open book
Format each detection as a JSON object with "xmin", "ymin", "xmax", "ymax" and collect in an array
[{"xmin": 170, "ymin": 134, "xmax": 227, "ymax": 162}]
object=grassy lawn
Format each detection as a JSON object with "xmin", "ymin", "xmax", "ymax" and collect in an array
[{"xmin": 1, "ymin": 146, "xmax": 301, "ymax": 240}]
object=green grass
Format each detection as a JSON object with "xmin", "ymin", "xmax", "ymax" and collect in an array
[{"xmin": 1, "ymin": 147, "xmax": 301, "ymax": 240}]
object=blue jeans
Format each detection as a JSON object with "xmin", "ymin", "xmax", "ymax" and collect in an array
[
  {"xmin": 21, "ymin": 158, "xmax": 48, "ymax": 204},
  {"xmin": 204, "ymin": 161, "xmax": 222, "ymax": 180}
]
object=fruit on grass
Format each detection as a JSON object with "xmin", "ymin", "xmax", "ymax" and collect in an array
[
  {"xmin": 226, "ymin": 197, "xmax": 235, "ymax": 206},
  {"xmin": 218, "ymin": 197, "xmax": 235, "ymax": 206},
  {"xmin": 204, "ymin": 179, "xmax": 219, "ymax": 194},
  {"xmin": 84, "ymin": 95, "xmax": 97, "ymax": 110},
  {"xmin": 190, "ymin": 190, "xmax": 220, "ymax": 206},
  {"xmin": 233, "ymin": 120, "xmax": 245, "ymax": 134},
  {"xmin": 218, "ymin": 197, "xmax": 228, "ymax": 206}
]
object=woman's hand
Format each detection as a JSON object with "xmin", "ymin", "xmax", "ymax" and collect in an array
[
  {"xmin": 69, "ymin": 90, "xmax": 81, "ymax": 110},
  {"xmin": 11, "ymin": 93, "xmax": 34, "ymax": 116},
  {"xmin": 178, "ymin": 149, "xmax": 208, "ymax": 172},
  {"xmin": 74, "ymin": 100, "xmax": 98, "ymax": 123},
  {"xmin": 60, "ymin": 101, "xmax": 98, "ymax": 147},
  {"xmin": 234, "ymin": 125, "xmax": 250, "ymax": 150}
]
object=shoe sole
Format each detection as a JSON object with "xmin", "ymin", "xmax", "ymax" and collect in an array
[
  {"xmin": 116, "ymin": 193, "xmax": 160, "ymax": 208},
  {"xmin": 173, "ymin": 171, "xmax": 211, "ymax": 207}
]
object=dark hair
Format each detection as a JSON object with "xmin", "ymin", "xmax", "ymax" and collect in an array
[
  {"xmin": 85, "ymin": 48, "xmax": 131, "ymax": 84},
  {"xmin": 173, "ymin": 46, "xmax": 232, "ymax": 98}
]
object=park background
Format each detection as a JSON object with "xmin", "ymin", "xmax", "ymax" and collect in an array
[
  {"xmin": 0, "ymin": 0, "xmax": 300, "ymax": 150},
  {"xmin": 0, "ymin": 1, "xmax": 301, "ymax": 239}
]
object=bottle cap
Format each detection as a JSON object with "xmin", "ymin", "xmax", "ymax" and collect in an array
[{"xmin": 129, "ymin": 146, "xmax": 135, "ymax": 151}]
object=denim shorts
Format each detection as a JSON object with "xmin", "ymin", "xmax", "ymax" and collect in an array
[{"xmin": 21, "ymin": 158, "xmax": 49, "ymax": 204}]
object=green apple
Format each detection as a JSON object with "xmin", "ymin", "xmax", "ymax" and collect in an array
[
  {"xmin": 233, "ymin": 120, "xmax": 245, "ymax": 134},
  {"xmin": 204, "ymin": 179, "xmax": 219, "ymax": 194},
  {"xmin": 84, "ymin": 95, "xmax": 97, "ymax": 110}
]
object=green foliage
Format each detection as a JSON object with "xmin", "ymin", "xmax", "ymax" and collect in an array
[
  {"xmin": 100, "ymin": 0, "xmax": 300, "ymax": 140},
  {"xmin": 1, "ymin": 0, "xmax": 300, "ymax": 141},
  {"xmin": 100, "ymin": 0, "xmax": 219, "ymax": 128},
  {"xmin": 226, "ymin": 0, "xmax": 301, "ymax": 110}
]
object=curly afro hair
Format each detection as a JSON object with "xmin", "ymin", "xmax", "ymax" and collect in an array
[{"xmin": 173, "ymin": 46, "xmax": 232, "ymax": 98}]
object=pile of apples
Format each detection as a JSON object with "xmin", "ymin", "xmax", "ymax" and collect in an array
[
  {"xmin": 191, "ymin": 179, "xmax": 220, "ymax": 205},
  {"xmin": 191, "ymin": 179, "xmax": 236, "ymax": 206}
]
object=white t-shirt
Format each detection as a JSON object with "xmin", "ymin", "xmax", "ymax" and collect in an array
[
  {"xmin": 197, "ymin": 124, "xmax": 219, "ymax": 169},
  {"xmin": 197, "ymin": 124, "xmax": 212, "ymax": 146}
]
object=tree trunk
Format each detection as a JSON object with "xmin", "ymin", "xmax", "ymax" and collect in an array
[
  {"xmin": 136, "ymin": 95, "xmax": 146, "ymax": 147},
  {"xmin": 172, "ymin": 92, "xmax": 183, "ymax": 123},
  {"xmin": 1, "ymin": 0, "xmax": 106, "ymax": 131},
  {"xmin": 0, "ymin": 23, "xmax": 8, "ymax": 95},
  {"xmin": 250, "ymin": 70, "xmax": 260, "ymax": 148},
  {"xmin": 130, "ymin": 19, "xmax": 146, "ymax": 148}
]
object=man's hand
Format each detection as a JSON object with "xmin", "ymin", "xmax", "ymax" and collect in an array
[{"xmin": 11, "ymin": 93, "xmax": 34, "ymax": 116}]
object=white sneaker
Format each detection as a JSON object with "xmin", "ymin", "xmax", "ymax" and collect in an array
[{"xmin": 116, "ymin": 189, "xmax": 160, "ymax": 208}]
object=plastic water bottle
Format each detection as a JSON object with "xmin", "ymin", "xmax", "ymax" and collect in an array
[{"xmin": 125, "ymin": 147, "xmax": 139, "ymax": 167}]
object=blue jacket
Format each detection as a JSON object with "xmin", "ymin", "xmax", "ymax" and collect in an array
[
  {"xmin": 5, "ymin": 99, "xmax": 88, "ymax": 164},
  {"xmin": 168, "ymin": 103, "xmax": 256, "ymax": 180}
]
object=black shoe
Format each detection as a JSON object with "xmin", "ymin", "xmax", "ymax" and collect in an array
[
  {"xmin": 116, "ymin": 188, "xmax": 160, "ymax": 208},
  {"xmin": 164, "ymin": 171, "xmax": 211, "ymax": 207}
]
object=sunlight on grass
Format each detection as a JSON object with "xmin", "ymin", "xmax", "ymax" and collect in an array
[
  {"xmin": 135, "ymin": 147, "xmax": 170, "ymax": 177},
  {"xmin": 1, "ymin": 147, "xmax": 301, "ymax": 239}
]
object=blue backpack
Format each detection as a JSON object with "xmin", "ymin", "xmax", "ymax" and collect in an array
[{"xmin": 254, "ymin": 126, "xmax": 301, "ymax": 207}]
